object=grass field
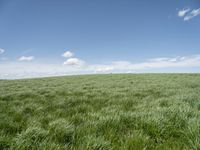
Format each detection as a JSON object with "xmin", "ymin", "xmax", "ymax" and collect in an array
[{"xmin": 0, "ymin": 74, "xmax": 200, "ymax": 150}]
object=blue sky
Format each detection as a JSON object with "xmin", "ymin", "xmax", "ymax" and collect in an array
[{"xmin": 0, "ymin": 0, "xmax": 200, "ymax": 78}]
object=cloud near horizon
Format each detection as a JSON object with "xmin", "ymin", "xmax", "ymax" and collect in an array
[
  {"xmin": 1, "ymin": 54, "xmax": 200, "ymax": 79},
  {"xmin": 63, "ymin": 58, "xmax": 85, "ymax": 67},
  {"xmin": 18, "ymin": 56, "xmax": 35, "ymax": 61},
  {"xmin": 90, "ymin": 55, "xmax": 200, "ymax": 73}
]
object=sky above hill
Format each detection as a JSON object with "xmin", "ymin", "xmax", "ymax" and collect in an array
[{"xmin": 0, "ymin": 0, "xmax": 200, "ymax": 78}]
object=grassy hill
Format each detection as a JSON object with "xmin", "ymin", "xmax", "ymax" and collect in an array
[{"xmin": 0, "ymin": 74, "xmax": 200, "ymax": 149}]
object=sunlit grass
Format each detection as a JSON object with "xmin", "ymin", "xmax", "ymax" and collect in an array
[{"xmin": 0, "ymin": 74, "xmax": 200, "ymax": 149}]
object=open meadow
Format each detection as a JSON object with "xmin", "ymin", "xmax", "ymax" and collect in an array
[{"xmin": 0, "ymin": 74, "xmax": 200, "ymax": 150}]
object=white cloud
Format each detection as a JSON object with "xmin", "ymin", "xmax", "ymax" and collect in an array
[
  {"xmin": 90, "ymin": 55, "xmax": 200, "ymax": 73},
  {"xmin": 1, "ymin": 54, "xmax": 200, "ymax": 79},
  {"xmin": 62, "ymin": 50, "xmax": 85, "ymax": 67},
  {"xmin": 62, "ymin": 51, "xmax": 74, "ymax": 58},
  {"xmin": 0, "ymin": 48, "xmax": 5, "ymax": 54},
  {"xmin": 184, "ymin": 8, "xmax": 200, "ymax": 21},
  {"xmin": 178, "ymin": 7, "xmax": 200, "ymax": 21},
  {"xmin": 95, "ymin": 66, "xmax": 114, "ymax": 73},
  {"xmin": 18, "ymin": 56, "xmax": 34, "ymax": 61},
  {"xmin": 191, "ymin": 8, "xmax": 200, "ymax": 16},
  {"xmin": 0, "ymin": 62, "xmax": 86, "ymax": 79},
  {"xmin": 178, "ymin": 8, "xmax": 190, "ymax": 17},
  {"xmin": 63, "ymin": 58, "xmax": 85, "ymax": 66},
  {"xmin": 149, "ymin": 57, "xmax": 180, "ymax": 62}
]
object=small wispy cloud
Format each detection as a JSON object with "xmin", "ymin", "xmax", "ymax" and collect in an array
[
  {"xmin": 178, "ymin": 7, "xmax": 200, "ymax": 21},
  {"xmin": 178, "ymin": 8, "xmax": 190, "ymax": 17},
  {"xmin": 63, "ymin": 58, "xmax": 85, "ymax": 67},
  {"xmin": 184, "ymin": 8, "xmax": 200, "ymax": 21},
  {"xmin": 18, "ymin": 56, "xmax": 34, "ymax": 61},
  {"xmin": 0, "ymin": 48, "xmax": 5, "ymax": 54},
  {"xmin": 62, "ymin": 51, "xmax": 74, "ymax": 58}
]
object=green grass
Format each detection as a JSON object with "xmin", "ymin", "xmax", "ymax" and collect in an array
[{"xmin": 0, "ymin": 74, "xmax": 200, "ymax": 149}]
